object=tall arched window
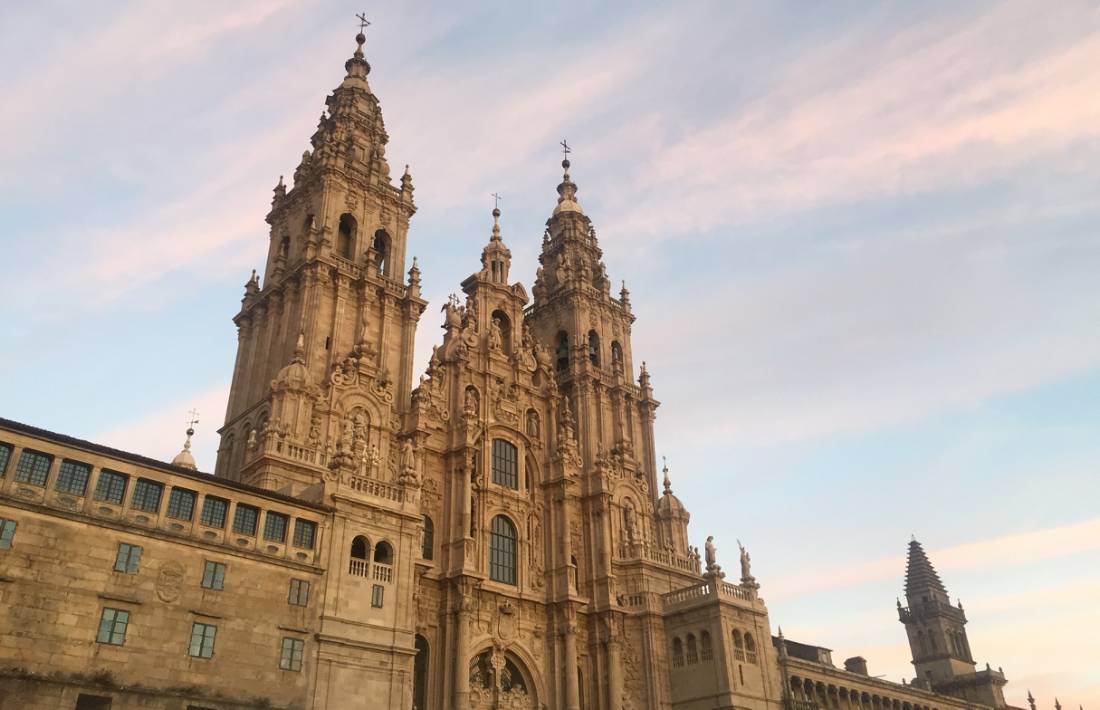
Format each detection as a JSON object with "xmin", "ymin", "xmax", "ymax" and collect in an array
[
  {"xmin": 351, "ymin": 535, "xmax": 369, "ymax": 559},
  {"xmin": 421, "ymin": 515, "xmax": 434, "ymax": 560},
  {"xmin": 349, "ymin": 535, "xmax": 370, "ymax": 577},
  {"xmin": 733, "ymin": 630, "xmax": 744, "ymax": 649},
  {"xmin": 413, "ymin": 635, "xmax": 429, "ymax": 710},
  {"xmin": 686, "ymin": 634, "xmax": 698, "ymax": 664},
  {"xmin": 587, "ymin": 330, "xmax": 600, "ymax": 366},
  {"xmin": 373, "ymin": 540, "xmax": 393, "ymax": 565},
  {"xmin": 373, "ymin": 229, "xmax": 389, "ymax": 276},
  {"xmin": 491, "ymin": 439, "xmax": 518, "ymax": 489},
  {"xmin": 489, "ymin": 515, "xmax": 517, "ymax": 585},
  {"xmin": 338, "ymin": 213, "xmax": 357, "ymax": 259},
  {"xmin": 611, "ymin": 341, "xmax": 623, "ymax": 370},
  {"xmin": 555, "ymin": 331, "xmax": 569, "ymax": 371},
  {"xmin": 672, "ymin": 637, "xmax": 684, "ymax": 668},
  {"xmin": 700, "ymin": 630, "xmax": 713, "ymax": 661}
]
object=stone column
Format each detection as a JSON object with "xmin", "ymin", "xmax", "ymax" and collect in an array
[
  {"xmin": 607, "ymin": 637, "xmax": 623, "ymax": 710},
  {"xmin": 563, "ymin": 618, "xmax": 581, "ymax": 710},
  {"xmin": 453, "ymin": 599, "xmax": 470, "ymax": 710}
]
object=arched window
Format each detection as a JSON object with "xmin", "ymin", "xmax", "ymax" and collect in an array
[
  {"xmin": 491, "ymin": 310, "xmax": 512, "ymax": 354},
  {"xmin": 338, "ymin": 213, "xmax": 357, "ymax": 259},
  {"xmin": 733, "ymin": 630, "xmax": 744, "ymax": 649},
  {"xmin": 611, "ymin": 341, "xmax": 623, "ymax": 368},
  {"xmin": 744, "ymin": 632, "xmax": 756, "ymax": 653},
  {"xmin": 350, "ymin": 535, "xmax": 369, "ymax": 559},
  {"xmin": 555, "ymin": 331, "xmax": 569, "ymax": 371},
  {"xmin": 413, "ymin": 635, "xmax": 429, "ymax": 710},
  {"xmin": 373, "ymin": 540, "xmax": 393, "ymax": 565},
  {"xmin": 489, "ymin": 516, "xmax": 517, "ymax": 585},
  {"xmin": 373, "ymin": 229, "xmax": 389, "ymax": 276},
  {"xmin": 700, "ymin": 630, "xmax": 713, "ymax": 661},
  {"xmin": 349, "ymin": 535, "xmax": 370, "ymax": 577},
  {"xmin": 671, "ymin": 637, "xmax": 684, "ymax": 667},
  {"xmin": 421, "ymin": 515, "xmax": 434, "ymax": 560},
  {"xmin": 686, "ymin": 634, "xmax": 698, "ymax": 664},
  {"xmin": 588, "ymin": 330, "xmax": 600, "ymax": 366},
  {"xmin": 492, "ymin": 439, "xmax": 518, "ymax": 489}
]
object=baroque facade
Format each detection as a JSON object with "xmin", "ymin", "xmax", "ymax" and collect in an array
[{"xmin": 0, "ymin": 31, "xmax": 1027, "ymax": 710}]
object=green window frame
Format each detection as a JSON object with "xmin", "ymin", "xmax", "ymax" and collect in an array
[
  {"xmin": 189, "ymin": 622, "xmax": 217, "ymax": 658},
  {"xmin": 201, "ymin": 561, "xmax": 226, "ymax": 590},
  {"xmin": 166, "ymin": 488, "xmax": 196, "ymax": 520},
  {"xmin": 94, "ymin": 470, "xmax": 128, "ymax": 504},
  {"xmin": 489, "ymin": 515, "xmax": 517, "ymax": 585},
  {"xmin": 113, "ymin": 543, "xmax": 142, "ymax": 574},
  {"xmin": 15, "ymin": 449, "xmax": 52, "ymax": 487},
  {"xmin": 96, "ymin": 607, "xmax": 130, "ymax": 646},
  {"xmin": 0, "ymin": 518, "xmax": 17, "ymax": 550},
  {"xmin": 288, "ymin": 578, "xmax": 310, "ymax": 606},
  {"xmin": 491, "ymin": 439, "xmax": 518, "ymax": 489},
  {"xmin": 232, "ymin": 504, "xmax": 259, "ymax": 535},
  {"xmin": 55, "ymin": 459, "xmax": 91, "ymax": 495},
  {"xmin": 280, "ymin": 637, "xmax": 305, "ymax": 671},
  {"xmin": 371, "ymin": 584, "xmax": 384, "ymax": 608},
  {"xmin": 199, "ymin": 497, "xmax": 228, "ymax": 528},
  {"xmin": 263, "ymin": 511, "xmax": 288, "ymax": 543},
  {"xmin": 131, "ymin": 478, "xmax": 164, "ymax": 513},
  {"xmin": 292, "ymin": 519, "xmax": 316, "ymax": 549},
  {"xmin": 0, "ymin": 442, "xmax": 12, "ymax": 476}
]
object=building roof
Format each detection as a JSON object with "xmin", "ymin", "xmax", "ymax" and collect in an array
[
  {"xmin": 0, "ymin": 416, "xmax": 332, "ymax": 513},
  {"xmin": 905, "ymin": 538, "xmax": 948, "ymax": 597}
]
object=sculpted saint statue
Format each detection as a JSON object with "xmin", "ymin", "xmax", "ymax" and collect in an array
[
  {"xmin": 704, "ymin": 536, "xmax": 717, "ymax": 569},
  {"xmin": 738, "ymin": 539, "xmax": 752, "ymax": 580}
]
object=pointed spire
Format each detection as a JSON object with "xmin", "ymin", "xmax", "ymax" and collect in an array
[
  {"xmin": 620, "ymin": 280, "xmax": 631, "ymax": 310},
  {"xmin": 1055, "ymin": 699, "xmax": 1062, "ymax": 710},
  {"xmin": 905, "ymin": 538, "xmax": 948, "ymax": 599},
  {"xmin": 1027, "ymin": 691, "xmax": 1036, "ymax": 710}
]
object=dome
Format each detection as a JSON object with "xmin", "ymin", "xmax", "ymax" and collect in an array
[
  {"xmin": 171, "ymin": 427, "xmax": 198, "ymax": 471},
  {"xmin": 657, "ymin": 489, "xmax": 688, "ymax": 517},
  {"xmin": 274, "ymin": 334, "xmax": 313, "ymax": 390}
]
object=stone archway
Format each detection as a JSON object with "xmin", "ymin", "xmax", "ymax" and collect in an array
[{"xmin": 469, "ymin": 647, "xmax": 539, "ymax": 710}]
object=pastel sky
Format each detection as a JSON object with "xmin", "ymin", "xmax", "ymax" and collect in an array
[{"xmin": 2, "ymin": 2, "xmax": 1098, "ymax": 705}]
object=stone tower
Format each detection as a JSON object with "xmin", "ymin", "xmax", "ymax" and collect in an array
[
  {"xmin": 899, "ymin": 539, "xmax": 1008, "ymax": 706},
  {"xmin": 215, "ymin": 30, "xmax": 426, "ymax": 493}
]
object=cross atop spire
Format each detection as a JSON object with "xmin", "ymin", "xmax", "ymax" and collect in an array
[{"xmin": 356, "ymin": 12, "xmax": 371, "ymax": 33}]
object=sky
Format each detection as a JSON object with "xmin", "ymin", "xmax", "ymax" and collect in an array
[{"xmin": 2, "ymin": 1, "xmax": 1098, "ymax": 705}]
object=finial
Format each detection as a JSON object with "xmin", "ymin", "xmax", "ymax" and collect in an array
[
  {"xmin": 896, "ymin": 597, "xmax": 902, "ymax": 609},
  {"xmin": 1027, "ymin": 691, "xmax": 1037, "ymax": 710},
  {"xmin": 560, "ymin": 138, "xmax": 571, "ymax": 172},
  {"xmin": 412, "ymin": 255, "xmax": 419, "ymax": 269},
  {"xmin": 1055, "ymin": 698, "xmax": 1062, "ymax": 710},
  {"xmin": 777, "ymin": 625, "xmax": 784, "ymax": 639},
  {"xmin": 354, "ymin": 13, "xmax": 370, "ymax": 56},
  {"xmin": 662, "ymin": 455, "xmax": 671, "ymax": 493},
  {"xmin": 345, "ymin": 14, "xmax": 371, "ymax": 75},
  {"xmin": 172, "ymin": 411, "xmax": 200, "ymax": 470}
]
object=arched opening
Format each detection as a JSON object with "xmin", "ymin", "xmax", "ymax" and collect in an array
[
  {"xmin": 700, "ymin": 630, "xmax": 713, "ymax": 661},
  {"xmin": 421, "ymin": 515, "xmax": 434, "ymax": 561},
  {"xmin": 587, "ymin": 330, "xmax": 600, "ymax": 366},
  {"xmin": 413, "ymin": 635, "xmax": 429, "ymax": 710},
  {"xmin": 351, "ymin": 536, "xmax": 370, "ymax": 559},
  {"xmin": 745, "ymin": 632, "xmax": 757, "ymax": 663},
  {"xmin": 685, "ymin": 634, "xmax": 698, "ymax": 664},
  {"xmin": 672, "ymin": 637, "xmax": 684, "ymax": 668},
  {"xmin": 373, "ymin": 540, "xmax": 394, "ymax": 565},
  {"xmin": 611, "ymin": 341, "xmax": 623, "ymax": 371},
  {"xmin": 373, "ymin": 229, "xmax": 390, "ymax": 276},
  {"xmin": 349, "ymin": 535, "xmax": 370, "ymax": 577},
  {"xmin": 469, "ymin": 649, "xmax": 535, "ymax": 706},
  {"xmin": 279, "ymin": 235, "xmax": 290, "ymax": 260},
  {"xmin": 491, "ymin": 310, "xmax": 512, "ymax": 354},
  {"xmin": 338, "ymin": 213, "xmax": 357, "ymax": 259},
  {"xmin": 489, "ymin": 515, "xmax": 517, "ymax": 585},
  {"xmin": 555, "ymin": 331, "xmax": 569, "ymax": 371},
  {"xmin": 491, "ymin": 439, "xmax": 519, "ymax": 489}
]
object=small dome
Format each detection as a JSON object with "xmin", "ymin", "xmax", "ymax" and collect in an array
[
  {"xmin": 274, "ymin": 333, "xmax": 312, "ymax": 389},
  {"xmin": 171, "ymin": 427, "xmax": 198, "ymax": 471},
  {"xmin": 657, "ymin": 489, "xmax": 687, "ymax": 516}
]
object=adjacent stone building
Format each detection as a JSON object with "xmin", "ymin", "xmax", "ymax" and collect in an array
[{"xmin": 0, "ymin": 30, "xmax": 1025, "ymax": 710}]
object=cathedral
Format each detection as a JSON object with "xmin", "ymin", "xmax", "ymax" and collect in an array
[{"xmin": 0, "ymin": 29, "xmax": 1028, "ymax": 710}]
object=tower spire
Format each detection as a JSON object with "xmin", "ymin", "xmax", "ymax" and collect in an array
[{"xmin": 905, "ymin": 537, "xmax": 948, "ymax": 599}]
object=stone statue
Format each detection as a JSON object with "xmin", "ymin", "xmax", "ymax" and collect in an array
[
  {"xmin": 400, "ymin": 438, "xmax": 417, "ymax": 482},
  {"xmin": 464, "ymin": 387, "xmax": 479, "ymax": 418},
  {"xmin": 738, "ymin": 539, "xmax": 753, "ymax": 581},
  {"xmin": 526, "ymin": 409, "xmax": 539, "ymax": 438},
  {"xmin": 623, "ymin": 504, "xmax": 637, "ymax": 543},
  {"xmin": 704, "ymin": 536, "xmax": 717, "ymax": 569},
  {"xmin": 489, "ymin": 317, "xmax": 503, "ymax": 351}
]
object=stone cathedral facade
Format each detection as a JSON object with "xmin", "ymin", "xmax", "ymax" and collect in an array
[{"xmin": 0, "ymin": 32, "xmax": 1026, "ymax": 710}]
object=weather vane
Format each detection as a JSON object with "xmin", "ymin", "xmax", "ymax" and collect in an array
[
  {"xmin": 186, "ymin": 409, "xmax": 200, "ymax": 430},
  {"xmin": 560, "ymin": 138, "xmax": 571, "ymax": 160},
  {"xmin": 356, "ymin": 12, "xmax": 370, "ymax": 33},
  {"xmin": 491, "ymin": 192, "xmax": 502, "ymax": 210}
]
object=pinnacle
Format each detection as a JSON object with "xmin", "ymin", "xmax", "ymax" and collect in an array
[{"xmin": 904, "ymin": 538, "xmax": 948, "ymax": 598}]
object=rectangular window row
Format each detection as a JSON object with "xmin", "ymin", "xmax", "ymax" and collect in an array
[
  {"xmin": 96, "ymin": 607, "xmax": 306, "ymax": 671},
  {"xmin": 0, "ymin": 440, "xmax": 318, "ymax": 549}
]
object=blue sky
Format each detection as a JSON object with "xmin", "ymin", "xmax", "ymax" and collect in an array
[{"xmin": 2, "ymin": 1, "xmax": 1098, "ymax": 704}]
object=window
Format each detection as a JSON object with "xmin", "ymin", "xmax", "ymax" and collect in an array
[
  {"xmin": 672, "ymin": 637, "xmax": 684, "ymax": 668},
  {"xmin": 686, "ymin": 634, "xmax": 698, "ymax": 664},
  {"xmin": 491, "ymin": 439, "xmax": 518, "ymax": 489},
  {"xmin": 0, "ymin": 518, "xmax": 17, "ymax": 550},
  {"xmin": 131, "ymin": 478, "xmax": 164, "ymax": 513},
  {"xmin": 280, "ymin": 636, "xmax": 305, "ymax": 671},
  {"xmin": 201, "ymin": 561, "xmax": 226, "ymax": 590},
  {"xmin": 76, "ymin": 694, "xmax": 113, "ymax": 710},
  {"xmin": 288, "ymin": 578, "xmax": 310, "ymax": 606},
  {"xmin": 55, "ymin": 459, "xmax": 91, "ymax": 495},
  {"xmin": 233, "ymin": 504, "xmax": 259, "ymax": 535},
  {"xmin": 166, "ymin": 488, "xmax": 197, "ymax": 521},
  {"xmin": 14, "ymin": 449, "xmax": 52, "ymax": 487},
  {"xmin": 555, "ymin": 331, "xmax": 569, "ymax": 371},
  {"xmin": 588, "ymin": 330, "xmax": 600, "ymax": 365},
  {"xmin": 337, "ymin": 213, "xmax": 357, "ymax": 259},
  {"xmin": 371, "ymin": 584, "xmax": 384, "ymax": 608},
  {"xmin": 264, "ymin": 511, "xmax": 288, "ymax": 542},
  {"xmin": 489, "ymin": 515, "xmax": 517, "ymax": 585},
  {"xmin": 373, "ymin": 540, "xmax": 393, "ymax": 565},
  {"xmin": 96, "ymin": 608, "xmax": 129, "ymax": 645},
  {"xmin": 292, "ymin": 519, "xmax": 316, "ymax": 549},
  {"xmin": 701, "ymin": 631, "xmax": 713, "ymax": 661},
  {"xmin": 189, "ymin": 622, "xmax": 217, "ymax": 658},
  {"xmin": 94, "ymin": 470, "xmax": 128, "ymax": 504},
  {"xmin": 199, "ymin": 497, "xmax": 228, "ymax": 528},
  {"xmin": 0, "ymin": 442, "xmax": 11, "ymax": 475},
  {"xmin": 421, "ymin": 515, "xmax": 434, "ymax": 560},
  {"xmin": 114, "ymin": 543, "xmax": 142, "ymax": 573}
]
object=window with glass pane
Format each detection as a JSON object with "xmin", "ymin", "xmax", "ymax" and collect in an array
[
  {"xmin": 131, "ymin": 479, "xmax": 164, "ymax": 512},
  {"xmin": 199, "ymin": 497, "xmax": 228, "ymax": 528},
  {"xmin": 0, "ymin": 518, "xmax": 17, "ymax": 550},
  {"xmin": 189, "ymin": 622, "xmax": 217, "ymax": 658},
  {"xmin": 96, "ymin": 608, "xmax": 129, "ymax": 645},
  {"xmin": 371, "ymin": 584, "xmax": 384, "ymax": 608},
  {"xmin": 113, "ymin": 543, "xmax": 142, "ymax": 573},
  {"xmin": 421, "ymin": 515, "xmax": 434, "ymax": 560},
  {"xmin": 264, "ymin": 512, "xmax": 288, "ymax": 542},
  {"xmin": 280, "ymin": 637, "xmax": 304, "ymax": 671},
  {"xmin": 288, "ymin": 579, "xmax": 310, "ymax": 606},
  {"xmin": 15, "ymin": 450, "xmax": 52, "ymax": 487},
  {"xmin": 489, "ymin": 515, "xmax": 517, "ymax": 585},
  {"xmin": 55, "ymin": 460, "xmax": 91, "ymax": 495},
  {"xmin": 94, "ymin": 470, "xmax": 128, "ymax": 504},
  {"xmin": 233, "ymin": 504, "xmax": 258, "ymax": 535},
  {"xmin": 166, "ymin": 488, "xmax": 196, "ymax": 520},
  {"xmin": 0, "ymin": 443, "xmax": 12, "ymax": 476},
  {"xmin": 491, "ymin": 439, "xmax": 518, "ymax": 489},
  {"xmin": 201, "ymin": 561, "xmax": 226, "ymax": 590},
  {"xmin": 292, "ymin": 519, "xmax": 316, "ymax": 549}
]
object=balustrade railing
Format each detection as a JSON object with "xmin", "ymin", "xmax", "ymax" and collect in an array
[
  {"xmin": 348, "ymin": 557, "xmax": 369, "ymax": 577},
  {"xmin": 617, "ymin": 542, "xmax": 696, "ymax": 573},
  {"xmin": 347, "ymin": 475, "xmax": 405, "ymax": 503},
  {"xmin": 372, "ymin": 563, "xmax": 393, "ymax": 583}
]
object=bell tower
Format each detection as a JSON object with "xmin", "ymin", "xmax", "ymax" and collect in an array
[{"xmin": 215, "ymin": 30, "xmax": 426, "ymax": 491}]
